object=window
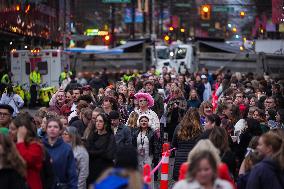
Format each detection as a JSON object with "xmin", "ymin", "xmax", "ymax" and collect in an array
[
  {"xmin": 37, "ymin": 61, "xmax": 48, "ymax": 75},
  {"xmin": 157, "ymin": 48, "xmax": 170, "ymax": 60},
  {"xmin": 175, "ymin": 48, "xmax": 187, "ymax": 59}
]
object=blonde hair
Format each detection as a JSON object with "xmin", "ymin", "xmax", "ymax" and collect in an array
[
  {"xmin": 199, "ymin": 101, "xmax": 213, "ymax": 117},
  {"xmin": 187, "ymin": 139, "xmax": 221, "ymax": 164},
  {"xmin": 127, "ymin": 111, "xmax": 139, "ymax": 128}
]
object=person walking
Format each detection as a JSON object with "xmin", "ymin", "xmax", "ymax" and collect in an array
[
  {"xmin": 0, "ymin": 84, "xmax": 24, "ymax": 117},
  {"xmin": 85, "ymin": 113, "xmax": 116, "ymax": 184},
  {"xmin": 173, "ymin": 150, "xmax": 233, "ymax": 189},
  {"xmin": 29, "ymin": 67, "xmax": 41, "ymax": 108},
  {"xmin": 12, "ymin": 113, "xmax": 44, "ymax": 189},
  {"xmin": 43, "ymin": 117, "xmax": 78, "ymax": 189},
  {"xmin": 63, "ymin": 126, "xmax": 89, "ymax": 189},
  {"xmin": 0, "ymin": 133, "xmax": 28, "ymax": 189},
  {"xmin": 132, "ymin": 114, "xmax": 160, "ymax": 170},
  {"xmin": 246, "ymin": 130, "xmax": 284, "ymax": 189},
  {"xmin": 171, "ymin": 108, "xmax": 203, "ymax": 181}
]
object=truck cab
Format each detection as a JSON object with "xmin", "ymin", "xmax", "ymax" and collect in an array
[{"xmin": 170, "ymin": 44, "xmax": 194, "ymax": 73}]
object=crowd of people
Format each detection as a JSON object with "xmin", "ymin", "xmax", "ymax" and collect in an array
[{"xmin": 0, "ymin": 65, "xmax": 284, "ymax": 189}]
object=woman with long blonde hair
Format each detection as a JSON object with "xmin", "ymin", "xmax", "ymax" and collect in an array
[{"xmin": 171, "ymin": 108, "xmax": 203, "ymax": 181}]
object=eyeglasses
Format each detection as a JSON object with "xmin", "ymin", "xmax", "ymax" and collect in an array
[
  {"xmin": 62, "ymin": 132, "xmax": 69, "ymax": 136},
  {"xmin": 0, "ymin": 112, "xmax": 10, "ymax": 117},
  {"xmin": 236, "ymin": 95, "xmax": 243, "ymax": 98}
]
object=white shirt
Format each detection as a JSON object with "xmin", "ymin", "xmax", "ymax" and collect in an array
[{"xmin": 133, "ymin": 108, "xmax": 160, "ymax": 131}]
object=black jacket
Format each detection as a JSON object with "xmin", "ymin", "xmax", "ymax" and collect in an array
[
  {"xmin": 171, "ymin": 125, "xmax": 200, "ymax": 180},
  {"xmin": 85, "ymin": 131, "xmax": 116, "ymax": 184},
  {"xmin": 246, "ymin": 158, "xmax": 284, "ymax": 189},
  {"xmin": 132, "ymin": 128, "xmax": 161, "ymax": 160}
]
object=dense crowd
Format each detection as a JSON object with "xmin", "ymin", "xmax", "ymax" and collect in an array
[{"xmin": 0, "ymin": 65, "xmax": 284, "ymax": 189}]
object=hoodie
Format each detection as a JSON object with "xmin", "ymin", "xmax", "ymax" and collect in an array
[
  {"xmin": 246, "ymin": 158, "xmax": 284, "ymax": 189},
  {"xmin": 43, "ymin": 137, "xmax": 78, "ymax": 189}
]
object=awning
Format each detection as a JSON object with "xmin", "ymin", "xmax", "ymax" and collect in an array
[
  {"xmin": 64, "ymin": 48, "xmax": 123, "ymax": 54},
  {"xmin": 113, "ymin": 40, "xmax": 144, "ymax": 51},
  {"xmin": 199, "ymin": 41, "xmax": 244, "ymax": 53}
]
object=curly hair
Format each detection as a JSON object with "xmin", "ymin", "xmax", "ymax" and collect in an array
[
  {"xmin": 178, "ymin": 108, "xmax": 202, "ymax": 140},
  {"xmin": 0, "ymin": 134, "xmax": 26, "ymax": 177}
]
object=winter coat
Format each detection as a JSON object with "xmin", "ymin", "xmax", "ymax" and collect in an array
[
  {"xmin": 173, "ymin": 178, "xmax": 233, "ymax": 189},
  {"xmin": 43, "ymin": 137, "xmax": 78, "ymax": 189},
  {"xmin": 171, "ymin": 125, "xmax": 200, "ymax": 181},
  {"xmin": 85, "ymin": 131, "xmax": 116, "ymax": 184},
  {"xmin": 16, "ymin": 142, "xmax": 44, "ymax": 189},
  {"xmin": 0, "ymin": 168, "xmax": 28, "ymax": 189},
  {"xmin": 132, "ymin": 128, "xmax": 161, "ymax": 161},
  {"xmin": 187, "ymin": 99, "xmax": 201, "ymax": 108},
  {"xmin": 114, "ymin": 124, "xmax": 132, "ymax": 147},
  {"xmin": 246, "ymin": 158, "xmax": 284, "ymax": 189},
  {"xmin": 166, "ymin": 97, "xmax": 187, "ymax": 141},
  {"xmin": 73, "ymin": 146, "xmax": 89, "ymax": 189},
  {"xmin": 70, "ymin": 119, "xmax": 86, "ymax": 137},
  {"xmin": 0, "ymin": 93, "xmax": 24, "ymax": 117}
]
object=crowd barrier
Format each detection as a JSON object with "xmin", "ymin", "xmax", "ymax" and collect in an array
[{"xmin": 143, "ymin": 143, "xmax": 176, "ymax": 189}]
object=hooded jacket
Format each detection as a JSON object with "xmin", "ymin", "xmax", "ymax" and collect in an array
[
  {"xmin": 246, "ymin": 158, "xmax": 284, "ymax": 189},
  {"xmin": 43, "ymin": 137, "xmax": 78, "ymax": 189}
]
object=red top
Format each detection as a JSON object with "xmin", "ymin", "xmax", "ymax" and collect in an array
[
  {"xmin": 17, "ymin": 142, "xmax": 43, "ymax": 189},
  {"xmin": 178, "ymin": 162, "xmax": 236, "ymax": 189}
]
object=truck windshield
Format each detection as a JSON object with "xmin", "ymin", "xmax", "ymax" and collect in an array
[
  {"xmin": 157, "ymin": 48, "xmax": 169, "ymax": 59},
  {"xmin": 175, "ymin": 48, "xmax": 187, "ymax": 59}
]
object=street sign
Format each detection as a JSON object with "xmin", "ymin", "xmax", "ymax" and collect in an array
[
  {"xmin": 175, "ymin": 3, "xmax": 191, "ymax": 8},
  {"xmin": 102, "ymin": 0, "xmax": 130, "ymax": 3},
  {"xmin": 212, "ymin": 6, "xmax": 234, "ymax": 13}
]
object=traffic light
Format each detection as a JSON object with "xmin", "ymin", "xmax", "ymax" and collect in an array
[
  {"xmin": 16, "ymin": 4, "xmax": 20, "ymax": 12},
  {"xmin": 200, "ymin": 5, "xmax": 211, "ymax": 20},
  {"xmin": 103, "ymin": 35, "xmax": 111, "ymax": 45},
  {"xmin": 240, "ymin": 11, "xmax": 245, "ymax": 18},
  {"xmin": 169, "ymin": 26, "xmax": 174, "ymax": 31},
  {"xmin": 164, "ymin": 35, "xmax": 170, "ymax": 41}
]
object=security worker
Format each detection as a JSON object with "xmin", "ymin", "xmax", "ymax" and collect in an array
[
  {"xmin": 0, "ymin": 72, "xmax": 12, "ymax": 95},
  {"xmin": 29, "ymin": 67, "xmax": 41, "ymax": 107},
  {"xmin": 59, "ymin": 67, "xmax": 72, "ymax": 86}
]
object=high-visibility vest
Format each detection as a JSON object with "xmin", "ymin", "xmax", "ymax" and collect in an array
[
  {"xmin": 1, "ymin": 74, "xmax": 10, "ymax": 84},
  {"xmin": 59, "ymin": 71, "xmax": 72, "ymax": 82},
  {"xmin": 29, "ymin": 71, "xmax": 41, "ymax": 84}
]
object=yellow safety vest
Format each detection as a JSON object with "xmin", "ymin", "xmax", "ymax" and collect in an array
[{"xmin": 29, "ymin": 71, "xmax": 41, "ymax": 84}]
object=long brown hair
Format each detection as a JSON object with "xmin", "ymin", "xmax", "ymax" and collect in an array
[
  {"xmin": 178, "ymin": 108, "xmax": 202, "ymax": 140},
  {"xmin": 209, "ymin": 127, "xmax": 229, "ymax": 154},
  {"xmin": 0, "ymin": 134, "xmax": 26, "ymax": 177},
  {"xmin": 11, "ymin": 112, "xmax": 38, "ymax": 144}
]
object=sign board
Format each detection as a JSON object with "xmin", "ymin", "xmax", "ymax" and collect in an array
[
  {"xmin": 175, "ymin": 3, "xmax": 191, "ymax": 8},
  {"xmin": 124, "ymin": 8, "xmax": 143, "ymax": 23},
  {"xmin": 102, "ymin": 0, "xmax": 130, "ymax": 3},
  {"xmin": 213, "ymin": 6, "xmax": 234, "ymax": 13}
]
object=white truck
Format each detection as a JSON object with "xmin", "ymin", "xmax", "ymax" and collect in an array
[{"xmin": 11, "ymin": 49, "xmax": 70, "ymax": 87}]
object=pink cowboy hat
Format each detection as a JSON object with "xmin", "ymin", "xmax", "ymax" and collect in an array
[{"xmin": 134, "ymin": 92, "xmax": 155, "ymax": 107}]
